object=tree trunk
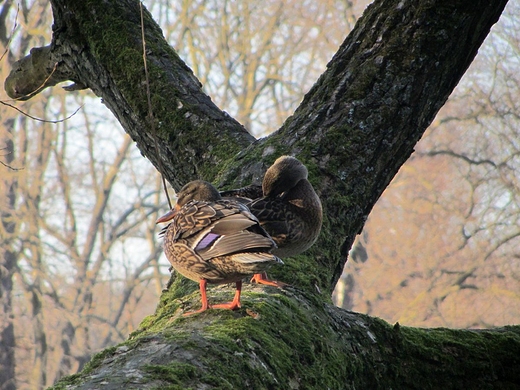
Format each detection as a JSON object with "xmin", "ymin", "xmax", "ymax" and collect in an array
[
  {"xmin": 6, "ymin": 0, "xmax": 518, "ymax": 388},
  {"xmin": 0, "ymin": 249, "xmax": 16, "ymax": 390},
  {"xmin": 0, "ymin": 126, "xmax": 17, "ymax": 390}
]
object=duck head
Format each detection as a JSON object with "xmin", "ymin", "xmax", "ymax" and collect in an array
[
  {"xmin": 156, "ymin": 180, "xmax": 221, "ymax": 223},
  {"xmin": 262, "ymin": 156, "xmax": 308, "ymax": 197}
]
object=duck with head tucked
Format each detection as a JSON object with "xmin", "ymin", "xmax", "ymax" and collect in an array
[
  {"xmin": 157, "ymin": 180, "xmax": 282, "ymax": 315},
  {"xmin": 221, "ymin": 155, "xmax": 323, "ymax": 285}
]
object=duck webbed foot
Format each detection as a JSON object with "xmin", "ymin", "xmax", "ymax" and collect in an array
[
  {"xmin": 250, "ymin": 272, "xmax": 287, "ymax": 287},
  {"xmin": 182, "ymin": 279, "xmax": 210, "ymax": 316},
  {"xmin": 211, "ymin": 281, "xmax": 242, "ymax": 311}
]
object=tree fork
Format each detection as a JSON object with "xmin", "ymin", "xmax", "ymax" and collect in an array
[{"xmin": 5, "ymin": 0, "xmax": 518, "ymax": 388}]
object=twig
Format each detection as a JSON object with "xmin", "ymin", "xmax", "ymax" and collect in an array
[
  {"xmin": 0, "ymin": 145, "xmax": 23, "ymax": 171},
  {"xmin": 0, "ymin": 100, "xmax": 84, "ymax": 123},
  {"xmin": 140, "ymin": 1, "xmax": 173, "ymax": 209}
]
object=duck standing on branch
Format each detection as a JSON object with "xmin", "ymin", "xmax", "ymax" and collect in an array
[
  {"xmin": 221, "ymin": 156, "xmax": 323, "ymax": 285},
  {"xmin": 156, "ymin": 180, "xmax": 283, "ymax": 315}
]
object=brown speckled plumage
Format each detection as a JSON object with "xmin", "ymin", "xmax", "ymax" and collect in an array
[
  {"xmin": 222, "ymin": 156, "xmax": 323, "ymax": 258},
  {"xmin": 221, "ymin": 156, "xmax": 322, "ymax": 286},
  {"xmin": 157, "ymin": 180, "xmax": 282, "ymax": 314}
]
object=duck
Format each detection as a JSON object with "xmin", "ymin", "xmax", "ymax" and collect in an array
[
  {"xmin": 221, "ymin": 156, "xmax": 323, "ymax": 285},
  {"xmin": 156, "ymin": 180, "xmax": 282, "ymax": 315}
]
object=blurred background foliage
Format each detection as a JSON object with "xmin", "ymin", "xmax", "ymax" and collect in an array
[{"xmin": 0, "ymin": 0, "xmax": 518, "ymax": 388}]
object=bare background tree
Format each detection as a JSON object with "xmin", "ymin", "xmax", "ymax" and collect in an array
[{"xmin": 1, "ymin": 0, "xmax": 519, "ymax": 388}]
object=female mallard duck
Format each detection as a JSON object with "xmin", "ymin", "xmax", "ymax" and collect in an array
[
  {"xmin": 156, "ymin": 180, "xmax": 282, "ymax": 315},
  {"xmin": 221, "ymin": 156, "xmax": 323, "ymax": 285}
]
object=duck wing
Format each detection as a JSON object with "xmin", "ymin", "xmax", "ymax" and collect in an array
[
  {"xmin": 169, "ymin": 200, "xmax": 236, "ymax": 239},
  {"xmin": 193, "ymin": 212, "xmax": 277, "ymax": 260},
  {"xmin": 248, "ymin": 196, "xmax": 291, "ymax": 240}
]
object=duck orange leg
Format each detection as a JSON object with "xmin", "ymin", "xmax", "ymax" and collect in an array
[
  {"xmin": 183, "ymin": 279, "xmax": 210, "ymax": 316},
  {"xmin": 212, "ymin": 281, "xmax": 242, "ymax": 310},
  {"xmin": 251, "ymin": 272, "xmax": 286, "ymax": 287}
]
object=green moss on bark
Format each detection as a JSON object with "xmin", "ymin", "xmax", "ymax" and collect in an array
[{"xmin": 50, "ymin": 280, "xmax": 520, "ymax": 390}]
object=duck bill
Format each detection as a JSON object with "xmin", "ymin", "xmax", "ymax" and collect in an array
[{"xmin": 156, "ymin": 204, "xmax": 181, "ymax": 224}]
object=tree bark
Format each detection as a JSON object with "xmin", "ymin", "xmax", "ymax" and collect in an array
[{"xmin": 6, "ymin": 0, "xmax": 518, "ymax": 388}]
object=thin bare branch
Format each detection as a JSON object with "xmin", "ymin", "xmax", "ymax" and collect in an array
[
  {"xmin": 0, "ymin": 99, "xmax": 83, "ymax": 123},
  {"xmin": 140, "ymin": 1, "xmax": 172, "ymax": 209}
]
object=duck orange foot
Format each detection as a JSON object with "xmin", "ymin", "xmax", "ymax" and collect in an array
[{"xmin": 251, "ymin": 272, "xmax": 287, "ymax": 287}]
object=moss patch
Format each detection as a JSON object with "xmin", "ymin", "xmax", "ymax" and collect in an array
[
  {"xmin": 142, "ymin": 362, "xmax": 198, "ymax": 389},
  {"xmin": 50, "ymin": 283, "xmax": 520, "ymax": 389}
]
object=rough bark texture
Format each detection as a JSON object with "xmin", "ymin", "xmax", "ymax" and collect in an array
[
  {"xmin": 5, "ymin": 0, "xmax": 519, "ymax": 388},
  {"xmin": 50, "ymin": 286, "xmax": 520, "ymax": 389}
]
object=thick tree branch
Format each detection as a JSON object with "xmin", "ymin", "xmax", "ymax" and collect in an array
[
  {"xmin": 4, "ymin": 45, "xmax": 73, "ymax": 100},
  {"xmin": 50, "ymin": 285, "xmax": 520, "ymax": 389},
  {"xmin": 5, "ymin": 0, "xmax": 254, "ymax": 189},
  {"xmin": 250, "ymin": 0, "xmax": 510, "ymax": 290}
]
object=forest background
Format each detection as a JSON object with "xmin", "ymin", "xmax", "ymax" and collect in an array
[{"xmin": 0, "ymin": 0, "xmax": 519, "ymax": 388}]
